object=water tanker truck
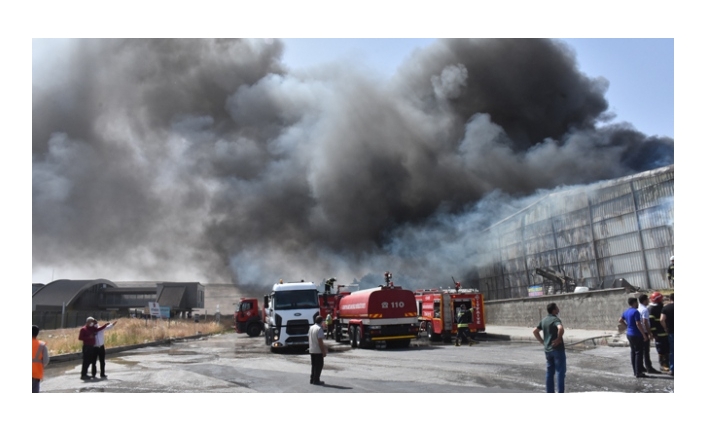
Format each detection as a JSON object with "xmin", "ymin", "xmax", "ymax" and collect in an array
[{"xmin": 332, "ymin": 272, "xmax": 419, "ymax": 348}]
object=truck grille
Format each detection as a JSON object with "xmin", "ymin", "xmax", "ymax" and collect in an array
[
  {"xmin": 285, "ymin": 336, "xmax": 309, "ymax": 344},
  {"xmin": 286, "ymin": 319, "xmax": 310, "ymax": 335}
]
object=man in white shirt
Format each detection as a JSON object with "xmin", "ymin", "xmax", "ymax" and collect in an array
[
  {"xmin": 638, "ymin": 295, "xmax": 659, "ymax": 374},
  {"xmin": 308, "ymin": 316, "xmax": 327, "ymax": 385},
  {"xmin": 92, "ymin": 320, "xmax": 116, "ymax": 379}
]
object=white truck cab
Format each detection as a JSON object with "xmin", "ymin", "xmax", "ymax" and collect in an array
[{"xmin": 263, "ymin": 281, "xmax": 321, "ymax": 351}]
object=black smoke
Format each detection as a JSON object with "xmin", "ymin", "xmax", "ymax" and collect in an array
[{"xmin": 32, "ymin": 38, "xmax": 673, "ymax": 290}]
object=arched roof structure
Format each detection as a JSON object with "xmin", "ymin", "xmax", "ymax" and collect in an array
[{"xmin": 32, "ymin": 279, "xmax": 118, "ymax": 310}]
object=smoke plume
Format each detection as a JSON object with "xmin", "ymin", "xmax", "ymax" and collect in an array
[{"xmin": 32, "ymin": 39, "xmax": 673, "ymax": 291}]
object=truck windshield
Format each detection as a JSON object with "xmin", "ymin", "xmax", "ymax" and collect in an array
[{"xmin": 273, "ymin": 290, "xmax": 319, "ymax": 310}]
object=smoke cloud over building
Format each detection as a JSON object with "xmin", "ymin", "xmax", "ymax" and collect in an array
[{"xmin": 32, "ymin": 39, "xmax": 673, "ymax": 291}]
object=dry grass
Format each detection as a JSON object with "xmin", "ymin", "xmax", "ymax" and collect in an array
[{"xmin": 38, "ymin": 318, "xmax": 231, "ymax": 356}]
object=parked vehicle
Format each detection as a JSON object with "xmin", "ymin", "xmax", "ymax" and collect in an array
[
  {"xmin": 233, "ymin": 298, "xmax": 263, "ymax": 337},
  {"xmin": 263, "ymin": 281, "xmax": 321, "ymax": 351},
  {"xmin": 415, "ymin": 285, "xmax": 485, "ymax": 343},
  {"xmin": 328, "ymin": 273, "xmax": 419, "ymax": 349}
]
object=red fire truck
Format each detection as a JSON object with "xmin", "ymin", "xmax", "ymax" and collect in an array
[
  {"xmin": 415, "ymin": 284, "xmax": 485, "ymax": 343},
  {"xmin": 233, "ymin": 297, "xmax": 264, "ymax": 337}
]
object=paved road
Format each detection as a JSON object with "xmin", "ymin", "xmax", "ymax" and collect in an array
[{"xmin": 40, "ymin": 332, "xmax": 673, "ymax": 393}]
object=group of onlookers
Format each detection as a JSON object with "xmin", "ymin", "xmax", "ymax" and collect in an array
[
  {"xmin": 32, "ymin": 316, "xmax": 117, "ymax": 392},
  {"xmin": 620, "ymin": 292, "xmax": 674, "ymax": 378}
]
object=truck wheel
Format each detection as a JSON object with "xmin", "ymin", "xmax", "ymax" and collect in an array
[
  {"xmin": 427, "ymin": 323, "xmax": 441, "ymax": 342},
  {"xmin": 247, "ymin": 324, "xmax": 262, "ymax": 337},
  {"xmin": 335, "ymin": 325, "xmax": 341, "ymax": 342},
  {"xmin": 351, "ymin": 326, "xmax": 359, "ymax": 348}
]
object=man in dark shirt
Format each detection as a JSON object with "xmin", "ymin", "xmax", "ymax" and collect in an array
[
  {"xmin": 660, "ymin": 293, "xmax": 674, "ymax": 376},
  {"xmin": 78, "ymin": 317, "xmax": 109, "ymax": 380},
  {"xmin": 533, "ymin": 302, "xmax": 565, "ymax": 392}
]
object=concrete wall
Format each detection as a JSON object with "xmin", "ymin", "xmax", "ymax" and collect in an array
[{"xmin": 485, "ymin": 288, "xmax": 636, "ymax": 331}]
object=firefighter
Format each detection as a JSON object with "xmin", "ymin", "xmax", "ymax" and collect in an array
[
  {"xmin": 325, "ymin": 312, "xmax": 333, "ymax": 340},
  {"xmin": 667, "ymin": 256, "xmax": 674, "ymax": 288},
  {"xmin": 648, "ymin": 292, "xmax": 670, "ymax": 372},
  {"xmin": 455, "ymin": 304, "xmax": 475, "ymax": 346},
  {"xmin": 324, "ymin": 277, "xmax": 336, "ymax": 295}
]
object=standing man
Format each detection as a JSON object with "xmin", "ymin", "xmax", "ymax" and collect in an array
[
  {"xmin": 619, "ymin": 297, "xmax": 649, "ymax": 378},
  {"xmin": 455, "ymin": 304, "xmax": 474, "ymax": 346},
  {"xmin": 667, "ymin": 256, "xmax": 674, "ymax": 288},
  {"xmin": 638, "ymin": 294, "xmax": 659, "ymax": 374},
  {"xmin": 78, "ymin": 317, "xmax": 110, "ymax": 381},
  {"xmin": 660, "ymin": 293, "xmax": 674, "ymax": 376},
  {"xmin": 308, "ymin": 315, "xmax": 327, "ymax": 386},
  {"xmin": 32, "ymin": 325, "xmax": 50, "ymax": 393},
  {"xmin": 92, "ymin": 320, "xmax": 116, "ymax": 379},
  {"xmin": 532, "ymin": 302, "xmax": 566, "ymax": 393},
  {"xmin": 648, "ymin": 292, "xmax": 670, "ymax": 372}
]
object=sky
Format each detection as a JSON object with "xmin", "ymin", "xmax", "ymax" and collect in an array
[{"xmin": 280, "ymin": 38, "xmax": 674, "ymax": 139}]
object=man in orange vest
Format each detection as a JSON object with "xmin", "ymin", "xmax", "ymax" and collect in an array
[{"xmin": 32, "ymin": 325, "xmax": 50, "ymax": 393}]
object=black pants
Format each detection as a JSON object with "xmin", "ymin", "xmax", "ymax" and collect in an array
[
  {"xmin": 81, "ymin": 345, "xmax": 97, "ymax": 377},
  {"xmin": 310, "ymin": 354, "xmax": 324, "ymax": 383},
  {"xmin": 627, "ymin": 334, "xmax": 645, "ymax": 376},
  {"xmin": 92, "ymin": 345, "xmax": 106, "ymax": 377},
  {"xmin": 642, "ymin": 338, "xmax": 653, "ymax": 371},
  {"xmin": 456, "ymin": 327, "xmax": 471, "ymax": 344}
]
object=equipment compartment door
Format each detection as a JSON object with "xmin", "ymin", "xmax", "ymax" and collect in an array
[{"xmin": 442, "ymin": 293, "xmax": 453, "ymax": 330}]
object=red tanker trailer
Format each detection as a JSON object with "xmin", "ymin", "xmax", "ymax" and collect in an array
[{"xmin": 331, "ymin": 272, "xmax": 419, "ymax": 349}]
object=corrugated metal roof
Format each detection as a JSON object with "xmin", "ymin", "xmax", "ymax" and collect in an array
[
  {"xmin": 32, "ymin": 279, "xmax": 118, "ymax": 308},
  {"xmin": 158, "ymin": 286, "xmax": 186, "ymax": 308}
]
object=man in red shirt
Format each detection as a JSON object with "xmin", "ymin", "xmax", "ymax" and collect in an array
[{"xmin": 78, "ymin": 317, "xmax": 110, "ymax": 380}]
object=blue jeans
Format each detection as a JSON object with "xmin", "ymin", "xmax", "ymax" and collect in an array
[
  {"xmin": 668, "ymin": 333, "xmax": 674, "ymax": 372},
  {"xmin": 545, "ymin": 349, "xmax": 566, "ymax": 393}
]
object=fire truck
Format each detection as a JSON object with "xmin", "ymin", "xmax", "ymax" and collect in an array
[
  {"xmin": 327, "ymin": 272, "xmax": 419, "ymax": 349},
  {"xmin": 415, "ymin": 282, "xmax": 485, "ymax": 343},
  {"xmin": 233, "ymin": 297, "xmax": 264, "ymax": 337}
]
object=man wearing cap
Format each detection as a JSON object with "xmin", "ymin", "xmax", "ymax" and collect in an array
[
  {"xmin": 78, "ymin": 317, "xmax": 110, "ymax": 381},
  {"xmin": 32, "ymin": 325, "xmax": 50, "ymax": 393}
]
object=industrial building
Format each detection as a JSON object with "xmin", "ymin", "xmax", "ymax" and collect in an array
[
  {"xmin": 32, "ymin": 279, "xmax": 205, "ymax": 315},
  {"xmin": 473, "ymin": 164, "xmax": 674, "ymax": 300}
]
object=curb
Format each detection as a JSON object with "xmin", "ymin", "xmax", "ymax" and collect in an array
[{"xmin": 483, "ymin": 332, "xmax": 629, "ymax": 348}]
